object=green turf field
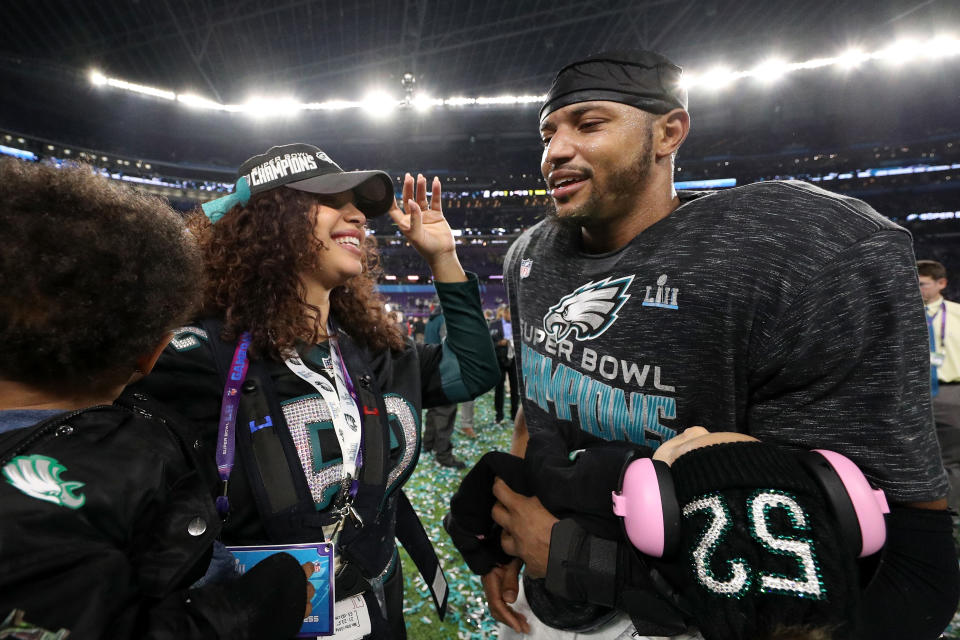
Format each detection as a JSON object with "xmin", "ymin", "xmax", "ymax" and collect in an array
[{"xmin": 402, "ymin": 390, "xmax": 510, "ymax": 639}]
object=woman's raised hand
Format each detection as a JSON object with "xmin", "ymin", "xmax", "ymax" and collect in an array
[{"xmin": 388, "ymin": 173, "xmax": 465, "ymax": 282}]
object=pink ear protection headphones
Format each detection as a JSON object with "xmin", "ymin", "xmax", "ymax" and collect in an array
[{"xmin": 611, "ymin": 449, "xmax": 890, "ymax": 558}]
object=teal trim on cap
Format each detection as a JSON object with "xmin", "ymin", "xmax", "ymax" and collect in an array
[{"xmin": 201, "ymin": 176, "xmax": 251, "ymax": 223}]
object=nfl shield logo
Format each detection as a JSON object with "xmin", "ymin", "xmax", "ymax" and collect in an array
[{"xmin": 519, "ymin": 258, "xmax": 533, "ymax": 279}]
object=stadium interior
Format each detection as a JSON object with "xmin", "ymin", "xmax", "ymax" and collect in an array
[
  {"xmin": 3, "ymin": 0, "xmax": 960, "ymax": 313},
  {"xmin": 2, "ymin": 3, "xmax": 960, "ymax": 634}
]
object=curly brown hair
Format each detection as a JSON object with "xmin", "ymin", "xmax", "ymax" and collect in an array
[
  {"xmin": 0, "ymin": 158, "xmax": 202, "ymax": 394},
  {"xmin": 188, "ymin": 187, "xmax": 405, "ymax": 360}
]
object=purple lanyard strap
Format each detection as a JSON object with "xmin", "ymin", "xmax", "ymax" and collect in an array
[{"xmin": 215, "ymin": 331, "xmax": 252, "ymax": 517}]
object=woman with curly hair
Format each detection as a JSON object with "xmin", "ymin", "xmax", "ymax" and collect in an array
[{"xmin": 134, "ymin": 143, "xmax": 499, "ymax": 639}]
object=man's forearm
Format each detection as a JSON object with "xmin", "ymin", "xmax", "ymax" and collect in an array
[
  {"xmin": 511, "ymin": 405, "xmax": 528, "ymax": 457},
  {"xmin": 859, "ymin": 506, "xmax": 959, "ymax": 639},
  {"xmin": 544, "ymin": 519, "xmax": 688, "ymax": 636}
]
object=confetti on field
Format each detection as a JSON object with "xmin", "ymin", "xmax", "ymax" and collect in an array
[{"xmin": 402, "ymin": 390, "xmax": 513, "ymax": 639}]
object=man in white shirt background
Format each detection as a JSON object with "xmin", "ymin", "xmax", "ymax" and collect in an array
[{"xmin": 918, "ymin": 259, "xmax": 960, "ymax": 513}]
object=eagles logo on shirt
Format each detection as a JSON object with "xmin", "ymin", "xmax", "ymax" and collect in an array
[
  {"xmin": 2, "ymin": 454, "xmax": 86, "ymax": 509},
  {"xmin": 542, "ymin": 276, "xmax": 634, "ymax": 342}
]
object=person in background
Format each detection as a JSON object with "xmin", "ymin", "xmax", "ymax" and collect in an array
[
  {"xmin": 460, "ymin": 400, "xmax": 477, "ymax": 438},
  {"xmin": 0, "ymin": 158, "xmax": 312, "ymax": 640},
  {"xmin": 489, "ymin": 304, "xmax": 519, "ymax": 425},
  {"xmin": 412, "ymin": 314, "xmax": 427, "ymax": 344},
  {"xmin": 423, "ymin": 302, "xmax": 475, "ymax": 467},
  {"xmin": 134, "ymin": 145, "xmax": 499, "ymax": 638},
  {"xmin": 918, "ymin": 259, "xmax": 960, "ymax": 514}
]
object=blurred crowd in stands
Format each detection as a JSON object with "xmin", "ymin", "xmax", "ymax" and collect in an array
[{"xmin": 3, "ymin": 125, "xmax": 960, "ymax": 308}]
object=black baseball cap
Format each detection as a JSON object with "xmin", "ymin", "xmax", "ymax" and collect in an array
[
  {"xmin": 540, "ymin": 50, "xmax": 688, "ymax": 121},
  {"xmin": 202, "ymin": 143, "xmax": 394, "ymax": 222}
]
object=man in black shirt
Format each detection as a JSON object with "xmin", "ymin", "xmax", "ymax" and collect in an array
[{"xmin": 482, "ymin": 50, "xmax": 958, "ymax": 640}]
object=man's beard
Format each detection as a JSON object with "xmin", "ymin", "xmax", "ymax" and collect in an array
[{"xmin": 546, "ymin": 132, "xmax": 653, "ymax": 230}]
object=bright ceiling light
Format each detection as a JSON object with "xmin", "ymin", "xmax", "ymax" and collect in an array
[
  {"xmin": 305, "ymin": 100, "xmax": 361, "ymax": 111},
  {"xmin": 836, "ymin": 48, "xmax": 868, "ymax": 69},
  {"xmin": 178, "ymin": 93, "xmax": 227, "ymax": 110},
  {"xmin": 243, "ymin": 97, "xmax": 301, "ymax": 118},
  {"xmin": 76, "ymin": 31, "xmax": 960, "ymax": 112},
  {"xmin": 476, "ymin": 95, "xmax": 543, "ymax": 105},
  {"xmin": 94, "ymin": 75, "xmax": 175, "ymax": 100},
  {"xmin": 751, "ymin": 58, "xmax": 789, "ymax": 82},
  {"xmin": 677, "ymin": 73, "xmax": 697, "ymax": 90},
  {"xmin": 701, "ymin": 66, "xmax": 737, "ymax": 90},
  {"xmin": 926, "ymin": 35, "xmax": 960, "ymax": 59},
  {"xmin": 445, "ymin": 96, "xmax": 477, "ymax": 106},
  {"xmin": 361, "ymin": 91, "xmax": 398, "ymax": 118},
  {"xmin": 412, "ymin": 94, "xmax": 442, "ymax": 112},
  {"xmin": 877, "ymin": 38, "xmax": 922, "ymax": 65}
]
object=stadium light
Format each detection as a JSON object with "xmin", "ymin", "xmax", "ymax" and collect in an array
[
  {"xmin": 412, "ymin": 94, "xmax": 442, "ymax": 112},
  {"xmin": 677, "ymin": 73, "xmax": 697, "ymax": 90},
  {"xmin": 86, "ymin": 33, "xmax": 960, "ymax": 114},
  {"xmin": 96, "ymin": 74, "xmax": 175, "ymax": 100},
  {"xmin": 476, "ymin": 95, "xmax": 544, "ymax": 105},
  {"xmin": 750, "ymin": 58, "xmax": 789, "ymax": 83},
  {"xmin": 302, "ymin": 100, "xmax": 360, "ymax": 111},
  {"xmin": 178, "ymin": 93, "xmax": 234, "ymax": 111},
  {"xmin": 837, "ymin": 48, "xmax": 868, "ymax": 69},
  {"xmin": 791, "ymin": 56, "xmax": 837, "ymax": 71},
  {"xmin": 927, "ymin": 35, "xmax": 960, "ymax": 59},
  {"xmin": 243, "ymin": 97, "xmax": 301, "ymax": 118},
  {"xmin": 876, "ymin": 38, "xmax": 922, "ymax": 65},
  {"xmin": 361, "ymin": 91, "xmax": 398, "ymax": 118},
  {"xmin": 444, "ymin": 96, "xmax": 477, "ymax": 106},
  {"xmin": 699, "ymin": 66, "xmax": 738, "ymax": 90}
]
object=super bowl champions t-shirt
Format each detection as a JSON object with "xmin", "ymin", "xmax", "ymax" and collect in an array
[{"xmin": 505, "ymin": 180, "xmax": 947, "ymax": 503}]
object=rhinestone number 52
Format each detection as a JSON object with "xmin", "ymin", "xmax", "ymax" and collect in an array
[{"xmin": 682, "ymin": 490, "xmax": 824, "ymax": 600}]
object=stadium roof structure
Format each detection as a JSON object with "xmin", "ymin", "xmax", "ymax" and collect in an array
[
  {"xmin": 3, "ymin": 0, "xmax": 957, "ymax": 101},
  {"xmin": 1, "ymin": 0, "xmax": 958, "ymax": 168}
]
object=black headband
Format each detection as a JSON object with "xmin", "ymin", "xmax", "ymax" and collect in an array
[{"xmin": 540, "ymin": 50, "xmax": 688, "ymax": 121}]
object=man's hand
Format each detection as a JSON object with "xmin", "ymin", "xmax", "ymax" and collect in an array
[
  {"xmin": 481, "ymin": 558, "xmax": 529, "ymax": 634},
  {"xmin": 491, "ymin": 478, "xmax": 558, "ymax": 579}
]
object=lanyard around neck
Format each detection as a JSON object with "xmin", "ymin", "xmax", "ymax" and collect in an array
[
  {"xmin": 215, "ymin": 332, "xmax": 252, "ymax": 517},
  {"xmin": 214, "ymin": 324, "xmax": 364, "ymax": 520},
  {"xmin": 926, "ymin": 301, "xmax": 947, "ymax": 349},
  {"xmin": 283, "ymin": 324, "xmax": 364, "ymax": 483}
]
